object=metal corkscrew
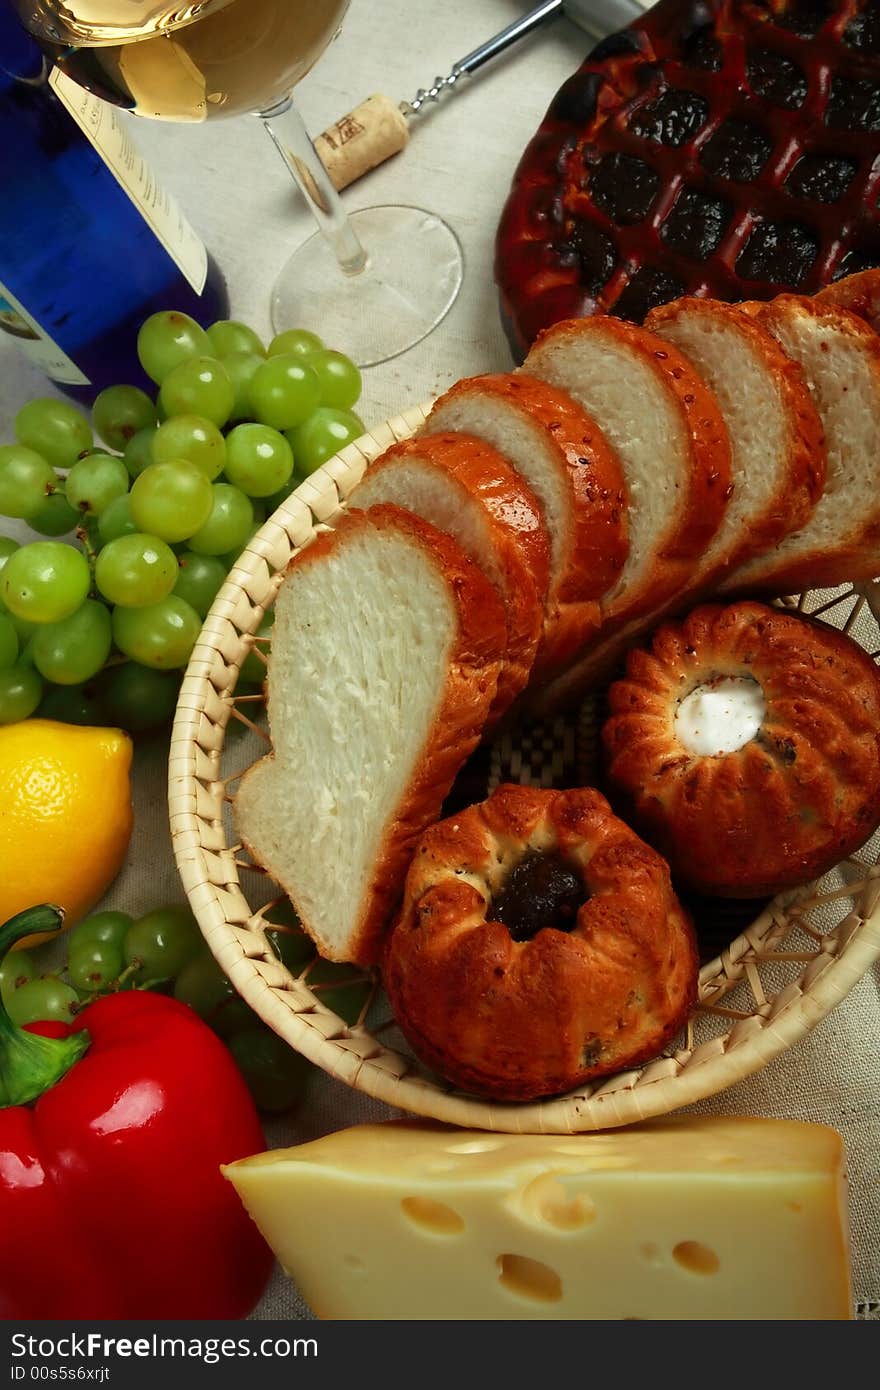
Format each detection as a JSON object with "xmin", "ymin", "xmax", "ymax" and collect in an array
[
  {"xmin": 403, "ymin": 0, "xmax": 649, "ymax": 115},
  {"xmin": 315, "ymin": 0, "xmax": 650, "ymax": 191}
]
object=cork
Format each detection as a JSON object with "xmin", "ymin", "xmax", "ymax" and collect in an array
[{"xmin": 315, "ymin": 93, "xmax": 410, "ymax": 191}]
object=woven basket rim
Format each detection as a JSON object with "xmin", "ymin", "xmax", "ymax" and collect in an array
[{"xmin": 168, "ymin": 403, "xmax": 880, "ymax": 1133}]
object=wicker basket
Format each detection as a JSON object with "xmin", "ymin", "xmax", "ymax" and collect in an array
[{"xmin": 169, "ymin": 405, "xmax": 880, "ymax": 1133}]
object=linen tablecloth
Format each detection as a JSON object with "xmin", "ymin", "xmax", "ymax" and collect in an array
[{"xmin": 0, "ymin": 0, "xmax": 877, "ymax": 1320}]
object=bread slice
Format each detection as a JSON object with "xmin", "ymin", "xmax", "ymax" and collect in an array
[
  {"xmin": 424, "ymin": 373, "xmax": 629, "ymax": 674},
  {"xmin": 519, "ymin": 316, "xmax": 732, "ymax": 711},
  {"xmin": 523, "ymin": 317, "xmax": 732, "ymax": 631},
  {"xmin": 722, "ymin": 296, "xmax": 880, "ymax": 593},
  {"xmin": 646, "ymin": 298, "xmax": 826, "ymax": 581},
  {"xmin": 816, "ymin": 268, "xmax": 880, "ymax": 331},
  {"xmin": 235, "ymin": 504, "xmax": 508, "ymax": 967},
  {"xmin": 348, "ymin": 433, "xmax": 549, "ymax": 717}
]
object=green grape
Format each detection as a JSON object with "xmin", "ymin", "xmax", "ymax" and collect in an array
[
  {"xmin": 137, "ymin": 310, "xmax": 211, "ymax": 385},
  {"xmin": 268, "ymin": 328, "xmax": 323, "ymax": 360},
  {"xmin": 112, "ymin": 596, "xmax": 201, "ymax": 670},
  {"xmin": 70, "ymin": 910, "xmax": 133, "ymax": 952},
  {"xmin": 95, "ymin": 533, "xmax": 178, "ymax": 608},
  {"xmin": 0, "ymin": 537, "xmax": 19, "ymax": 575},
  {"xmin": 174, "ymin": 949, "xmax": 254, "ymax": 1036},
  {"xmin": 97, "ymin": 494, "xmax": 137, "ymax": 545},
  {"xmin": 31, "ymin": 599, "xmax": 112, "ymax": 685},
  {"xmin": 228, "ymin": 1026, "xmax": 311, "ymax": 1112},
  {"xmin": 262, "ymin": 478, "xmax": 299, "ymax": 515},
  {"xmin": 239, "ymin": 610, "xmax": 273, "ymax": 683},
  {"xmin": 152, "ymin": 414, "xmax": 226, "ymax": 480},
  {"xmin": 68, "ymin": 939, "xmax": 124, "ymax": 992},
  {"xmin": 7, "ymin": 976, "xmax": 79, "ymax": 1025},
  {"xmin": 206, "ymin": 320, "xmax": 265, "ymax": 358},
  {"xmin": 123, "ymin": 905, "xmax": 203, "ymax": 983},
  {"xmin": 39, "ymin": 682, "xmax": 104, "ymax": 725},
  {"xmin": 15, "ymin": 398, "xmax": 92, "ymax": 470},
  {"xmin": 308, "ymin": 349, "xmax": 362, "ymax": 410},
  {"xmin": 248, "ymin": 355, "xmax": 320, "ymax": 431},
  {"xmin": 123, "ymin": 427, "xmax": 158, "ymax": 480},
  {"xmin": 93, "ymin": 384, "xmax": 157, "ymax": 450},
  {"xmin": 0, "ymin": 614, "xmax": 18, "ymax": 669},
  {"xmin": 27, "ymin": 491, "xmax": 79, "ymax": 537},
  {"xmin": 187, "ymin": 483, "xmax": 253, "ymax": 556},
  {"xmin": 266, "ymin": 925, "xmax": 315, "ymax": 975},
  {"xmin": 129, "ymin": 461, "xmax": 213, "ymax": 543},
  {"xmin": 223, "ymin": 351, "xmax": 264, "ymax": 422},
  {"xmin": 224, "ymin": 424, "xmax": 293, "ymax": 498},
  {"xmin": 173, "ymin": 551, "xmax": 226, "ymax": 617},
  {"xmin": 0, "ymin": 445, "xmax": 57, "ymax": 519},
  {"xmin": 98, "ymin": 661, "xmax": 180, "ymax": 730},
  {"xmin": 1, "ymin": 542, "xmax": 90, "ymax": 624},
  {"xmin": 286, "ymin": 407, "xmax": 365, "ymax": 477},
  {"xmin": 6, "ymin": 612, "xmax": 36, "ymax": 645},
  {"xmin": 308, "ymin": 959, "xmax": 372, "ymax": 1025},
  {"xmin": 158, "ymin": 356, "xmax": 235, "ymax": 429},
  {"xmin": 65, "ymin": 452, "xmax": 129, "ymax": 516},
  {"xmin": 0, "ymin": 947, "xmax": 36, "ymax": 1005},
  {"xmin": 14, "ymin": 637, "xmax": 35, "ymax": 670}
]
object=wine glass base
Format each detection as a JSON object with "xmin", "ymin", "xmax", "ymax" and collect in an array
[{"xmin": 270, "ymin": 205, "xmax": 463, "ymax": 368}]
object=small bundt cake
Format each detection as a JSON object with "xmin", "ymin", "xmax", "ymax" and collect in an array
[
  {"xmin": 603, "ymin": 601, "xmax": 880, "ymax": 898},
  {"xmin": 383, "ymin": 784, "xmax": 698, "ymax": 1102}
]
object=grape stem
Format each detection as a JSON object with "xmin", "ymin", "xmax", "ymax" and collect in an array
[
  {"xmin": 75, "ymin": 520, "xmax": 100, "ymax": 589},
  {"xmin": 0, "ymin": 907, "xmax": 89, "ymax": 1109}
]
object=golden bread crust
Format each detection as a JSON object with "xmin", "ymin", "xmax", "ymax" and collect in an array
[
  {"xmin": 428, "ymin": 372, "xmax": 630, "ymax": 672},
  {"xmin": 603, "ymin": 601, "xmax": 880, "ymax": 898},
  {"xmin": 383, "ymin": 783, "xmax": 698, "ymax": 1100},
  {"xmin": 646, "ymin": 298, "xmax": 827, "ymax": 572},
  {"xmin": 816, "ymin": 268, "xmax": 880, "ymax": 332},
  {"xmin": 745, "ymin": 298, "xmax": 880, "ymax": 591},
  {"xmin": 352, "ymin": 433, "xmax": 549, "ymax": 717}
]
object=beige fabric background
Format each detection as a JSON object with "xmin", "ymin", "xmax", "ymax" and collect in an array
[{"xmin": 0, "ymin": 0, "xmax": 877, "ymax": 1320}]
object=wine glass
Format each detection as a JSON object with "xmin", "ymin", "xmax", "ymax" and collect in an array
[{"xmin": 14, "ymin": 0, "xmax": 464, "ymax": 367}]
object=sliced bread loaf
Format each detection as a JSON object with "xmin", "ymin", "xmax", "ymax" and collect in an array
[
  {"xmin": 722, "ymin": 297, "xmax": 880, "ymax": 593},
  {"xmin": 646, "ymin": 298, "xmax": 826, "ymax": 582},
  {"xmin": 348, "ymin": 433, "xmax": 549, "ymax": 717},
  {"xmin": 424, "ymin": 372, "xmax": 629, "ymax": 674},
  {"xmin": 816, "ymin": 268, "xmax": 880, "ymax": 331},
  {"xmin": 523, "ymin": 317, "xmax": 732, "ymax": 631},
  {"xmin": 235, "ymin": 504, "xmax": 508, "ymax": 967}
]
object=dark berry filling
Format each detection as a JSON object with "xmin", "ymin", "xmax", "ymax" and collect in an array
[{"xmin": 490, "ymin": 851, "xmax": 586, "ymax": 943}]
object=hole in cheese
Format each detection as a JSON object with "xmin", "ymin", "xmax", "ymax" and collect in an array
[
  {"xmin": 401, "ymin": 1196, "xmax": 465, "ymax": 1235},
  {"xmin": 515, "ymin": 1173, "xmax": 596, "ymax": 1230},
  {"xmin": 497, "ymin": 1253, "xmax": 563, "ymax": 1303},
  {"xmin": 674, "ymin": 676, "xmax": 766, "ymax": 756},
  {"xmin": 672, "ymin": 1240, "xmax": 720, "ymax": 1275},
  {"xmin": 446, "ymin": 1138, "xmax": 503, "ymax": 1154}
]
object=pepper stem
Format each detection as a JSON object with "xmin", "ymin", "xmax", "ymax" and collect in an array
[{"xmin": 0, "ymin": 906, "xmax": 89, "ymax": 1108}]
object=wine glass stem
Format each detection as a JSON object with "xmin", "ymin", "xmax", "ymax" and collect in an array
[{"xmin": 261, "ymin": 96, "xmax": 368, "ymax": 277}]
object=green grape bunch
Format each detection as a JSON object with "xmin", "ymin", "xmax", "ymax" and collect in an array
[
  {"xmin": 1, "ymin": 900, "xmax": 371, "ymax": 1113},
  {"xmin": 0, "ymin": 311, "xmax": 364, "ymax": 728}
]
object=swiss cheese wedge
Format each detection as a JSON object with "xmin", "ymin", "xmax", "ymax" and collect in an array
[{"xmin": 224, "ymin": 1117, "xmax": 852, "ymax": 1321}]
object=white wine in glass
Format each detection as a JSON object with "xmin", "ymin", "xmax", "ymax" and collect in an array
[{"xmin": 16, "ymin": 0, "xmax": 464, "ymax": 365}]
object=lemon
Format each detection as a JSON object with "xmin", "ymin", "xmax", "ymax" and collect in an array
[{"xmin": 0, "ymin": 719, "xmax": 133, "ymax": 945}]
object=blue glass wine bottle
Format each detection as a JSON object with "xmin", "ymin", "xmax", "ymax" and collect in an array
[{"xmin": 0, "ymin": 0, "xmax": 228, "ymax": 402}]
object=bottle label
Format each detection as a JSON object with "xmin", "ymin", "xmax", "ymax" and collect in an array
[
  {"xmin": 0, "ymin": 278, "xmax": 90, "ymax": 385},
  {"xmin": 48, "ymin": 68, "xmax": 208, "ymax": 294}
]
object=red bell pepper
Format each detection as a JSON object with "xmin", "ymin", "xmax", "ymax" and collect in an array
[{"xmin": 0, "ymin": 905, "xmax": 273, "ymax": 1318}]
